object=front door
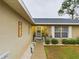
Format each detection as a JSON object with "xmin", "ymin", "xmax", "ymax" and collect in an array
[
  {"xmin": 37, "ymin": 30, "xmax": 41, "ymax": 37},
  {"xmin": 36, "ymin": 26, "xmax": 42, "ymax": 39}
]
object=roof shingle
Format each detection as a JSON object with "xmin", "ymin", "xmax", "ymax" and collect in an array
[{"xmin": 33, "ymin": 18, "xmax": 79, "ymax": 25}]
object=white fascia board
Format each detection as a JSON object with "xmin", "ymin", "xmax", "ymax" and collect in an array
[
  {"xmin": 35, "ymin": 23, "xmax": 79, "ymax": 25},
  {"xmin": 18, "ymin": 0, "xmax": 34, "ymax": 23}
]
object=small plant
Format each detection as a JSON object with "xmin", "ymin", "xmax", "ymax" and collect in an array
[
  {"xmin": 45, "ymin": 39, "xmax": 50, "ymax": 44},
  {"xmin": 51, "ymin": 39, "xmax": 58, "ymax": 44}
]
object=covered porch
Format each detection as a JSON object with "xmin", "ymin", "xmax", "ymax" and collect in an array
[{"xmin": 32, "ymin": 26, "xmax": 52, "ymax": 41}]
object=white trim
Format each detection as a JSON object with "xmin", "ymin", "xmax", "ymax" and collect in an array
[
  {"xmin": 52, "ymin": 26, "xmax": 55, "ymax": 38},
  {"xmin": 35, "ymin": 23, "xmax": 79, "ymax": 25},
  {"xmin": 68, "ymin": 26, "xmax": 72, "ymax": 38},
  {"xmin": 18, "ymin": 0, "xmax": 35, "ymax": 23}
]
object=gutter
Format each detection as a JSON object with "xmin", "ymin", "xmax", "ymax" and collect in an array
[{"xmin": 34, "ymin": 23, "xmax": 79, "ymax": 26}]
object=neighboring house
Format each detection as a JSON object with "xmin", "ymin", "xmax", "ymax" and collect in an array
[
  {"xmin": 0, "ymin": 0, "xmax": 34, "ymax": 59},
  {"xmin": 33, "ymin": 18, "xmax": 79, "ymax": 39}
]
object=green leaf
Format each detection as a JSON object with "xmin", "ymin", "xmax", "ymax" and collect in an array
[
  {"xmin": 58, "ymin": 9, "xmax": 64, "ymax": 14},
  {"xmin": 77, "ymin": 0, "xmax": 79, "ymax": 4},
  {"xmin": 58, "ymin": 0, "xmax": 78, "ymax": 19}
]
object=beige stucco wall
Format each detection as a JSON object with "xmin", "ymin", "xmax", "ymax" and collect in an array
[
  {"xmin": 72, "ymin": 26, "xmax": 79, "ymax": 38},
  {"xmin": 0, "ymin": 0, "xmax": 33, "ymax": 59}
]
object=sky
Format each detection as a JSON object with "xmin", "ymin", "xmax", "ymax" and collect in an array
[{"xmin": 23, "ymin": 0, "xmax": 71, "ymax": 18}]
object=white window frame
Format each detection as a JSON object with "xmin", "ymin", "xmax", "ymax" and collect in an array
[{"xmin": 52, "ymin": 26, "xmax": 72, "ymax": 38}]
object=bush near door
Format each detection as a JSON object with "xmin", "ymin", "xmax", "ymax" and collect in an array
[
  {"xmin": 51, "ymin": 39, "xmax": 58, "ymax": 44},
  {"xmin": 45, "ymin": 39, "xmax": 50, "ymax": 44}
]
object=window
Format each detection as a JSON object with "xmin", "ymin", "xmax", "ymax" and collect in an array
[
  {"xmin": 62, "ymin": 26, "xmax": 68, "ymax": 37},
  {"xmin": 55, "ymin": 26, "xmax": 68, "ymax": 38},
  {"xmin": 55, "ymin": 26, "xmax": 61, "ymax": 38}
]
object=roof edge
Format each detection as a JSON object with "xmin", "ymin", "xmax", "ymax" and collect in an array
[
  {"xmin": 35, "ymin": 23, "xmax": 79, "ymax": 25},
  {"xmin": 18, "ymin": 0, "xmax": 34, "ymax": 23}
]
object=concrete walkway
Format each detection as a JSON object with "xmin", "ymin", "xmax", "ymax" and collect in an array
[{"xmin": 31, "ymin": 41, "xmax": 47, "ymax": 59}]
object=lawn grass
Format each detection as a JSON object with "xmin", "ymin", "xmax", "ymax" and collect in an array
[{"xmin": 44, "ymin": 45, "xmax": 79, "ymax": 59}]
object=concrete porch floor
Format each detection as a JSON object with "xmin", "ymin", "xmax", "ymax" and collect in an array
[{"xmin": 31, "ymin": 41, "xmax": 47, "ymax": 59}]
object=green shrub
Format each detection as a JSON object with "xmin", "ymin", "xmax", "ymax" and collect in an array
[
  {"xmin": 45, "ymin": 39, "xmax": 50, "ymax": 44},
  {"xmin": 62, "ymin": 39, "xmax": 68, "ymax": 44},
  {"xmin": 51, "ymin": 39, "xmax": 58, "ymax": 44},
  {"xmin": 62, "ymin": 39, "xmax": 76, "ymax": 44},
  {"xmin": 68, "ymin": 39, "xmax": 76, "ymax": 44},
  {"xmin": 76, "ymin": 38, "xmax": 79, "ymax": 44}
]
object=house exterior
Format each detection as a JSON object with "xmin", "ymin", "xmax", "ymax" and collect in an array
[
  {"xmin": 0, "ymin": 0, "xmax": 79, "ymax": 59},
  {"xmin": 33, "ymin": 18, "xmax": 79, "ymax": 39},
  {"xmin": 0, "ymin": 0, "xmax": 34, "ymax": 59}
]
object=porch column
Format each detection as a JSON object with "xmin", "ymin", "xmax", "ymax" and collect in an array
[
  {"xmin": 68, "ymin": 26, "xmax": 72, "ymax": 38},
  {"xmin": 51, "ymin": 26, "xmax": 55, "ymax": 38}
]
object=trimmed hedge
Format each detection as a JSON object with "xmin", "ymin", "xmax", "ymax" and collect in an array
[
  {"xmin": 45, "ymin": 38, "xmax": 79, "ymax": 44},
  {"xmin": 76, "ymin": 38, "xmax": 79, "ymax": 44},
  {"xmin": 45, "ymin": 39, "xmax": 50, "ymax": 44},
  {"xmin": 62, "ymin": 39, "xmax": 76, "ymax": 44},
  {"xmin": 51, "ymin": 39, "xmax": 58, "ymax": 44}
]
